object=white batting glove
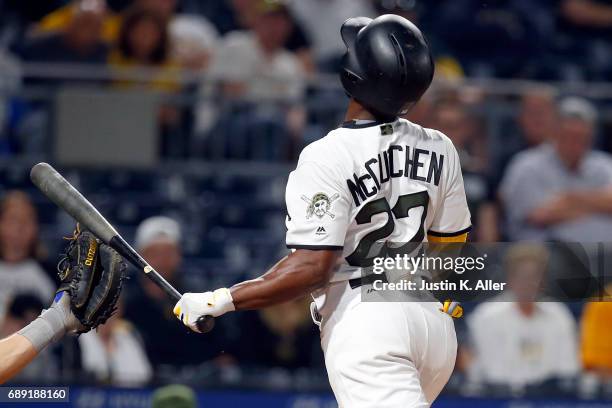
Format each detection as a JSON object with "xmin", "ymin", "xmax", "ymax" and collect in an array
[{"xmin": 173, "ymin": 288, "xmax": 235, "ymax": 332}]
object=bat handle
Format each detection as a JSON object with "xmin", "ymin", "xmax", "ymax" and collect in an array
[
  {"xmin": 196, "ymin": 315, "xmax": 215, "ymax": 333},
  {"xmin": 109, "ymin": 236, "xmax": 216, "ymax": 333}
]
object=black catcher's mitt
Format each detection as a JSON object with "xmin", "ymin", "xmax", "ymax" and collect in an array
[{"xmin": 57, "ymin": 227, "xmax": 127, "ymax": 333}]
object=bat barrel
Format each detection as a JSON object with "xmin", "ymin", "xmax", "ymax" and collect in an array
[{"xmin": 30, "ymin": 162, "xmax": 118, "ymax": 243}]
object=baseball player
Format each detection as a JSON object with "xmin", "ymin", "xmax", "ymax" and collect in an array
[
  {"xmin": 0, "ymin": 230, "xmax": 125, "ymax": 384},
  {"xmin": 175, "ymin": 14, "xmax": 471, "ymax": 407}
]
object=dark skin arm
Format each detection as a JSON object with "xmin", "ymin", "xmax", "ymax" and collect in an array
[{"xmin": 230, "ymin": 249, "xmax": 341, "ymax": 310}]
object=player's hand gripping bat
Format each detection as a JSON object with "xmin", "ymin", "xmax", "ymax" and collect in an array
[{"xmin": 30, "ymin": 162, "xmax": 215, "ymax": 333}]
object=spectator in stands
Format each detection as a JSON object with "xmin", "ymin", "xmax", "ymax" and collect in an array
[
  {"xmin": 485, "ymin": 87, "xmax": 558, "ymax": 242},
  {"xmin": 494, "ymin": 87, "xmax": 558, "ymax": 187},
  {"xmin": 431, "ymin": 96, "xmax": 487, "ymax": 173},
  {"xmin": 0, "ymin": 293, "xmax": 58, "ymax": 382},
  {"xmin": 135, "ymin": 0, "xmax": 178, "ymax": 20},
  {"xmin": 204, "ymin": 1, "xmax": 307, "ymax": 159},
  {"xmin": 580, "ymin": 284, "xmax": 612, "ymax": 378},
  {"xmin": 21, "ymin": 0, "xmax": 109, "ymax": 66},
  {"xmin": 500, "ymin": 97, "xmax": 612, "ymax": 241},
  {"xmin": 0, "ymin": 191, "xmax": 54, "ymax": 318},
  {"xmin": 109, "ymin": 5, "xmax": 183, "ymax": 149},
  {"xmin": 228, "ymin": 0, "xmax": 260, "ymax": 30},
  {"xmin": 34, "ymin": 0, "xmax": 219, "ymax": 72},
  {"xmin": 239, "ymin": 296, "xmax": 323, "ymax": 371},
  {"xmin": 33, "ymin": 0, "xmax": 120, "ymax": 44},
  {"xmin": 465, "ymin": 244, "xmax": 579, "ymax": 388},
  {"xmin": 517, "ymin": 87, "xmax": 558, "ymax": 148},
  {"xmin": 123, "ymin": 216, "xmax": 222, "ymax": 368},
  {"xmin": 109, "ymin": 7, "xmax": 179, "ymax": 92},
  {"xmin": 198, "ymin": 0, "xmax": 314, "ymax": 74},
  {"xmin": 210, "ymin": 1, "xmax": 304, "ymax": 103},
  {"xmin": 134, "ymin": 0, "xmax": 219, "ymax": 71},
  {"xmin": 17, "ymin": 2, "xmax": 109, "ymax": 154},
  {"xmin": 79, "ymin": 301, "xmax": 152, "ymax": 387},
  {"xmin": 168, "ymin": 14, "xmax": 218, "ymax": 71}
]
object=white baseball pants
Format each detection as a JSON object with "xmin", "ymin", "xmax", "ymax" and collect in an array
[{"xmin": 313, "ymin": 281, "xmax": 457, "ymax": 408}]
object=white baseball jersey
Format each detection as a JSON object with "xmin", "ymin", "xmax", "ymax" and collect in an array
[
  {"xmin": 286, "ymin": 118, "xmax": 471, "ymax": 407},
  {"xmin": 285, "ymin": 118, "xmax": 472, "ymax": 282}
]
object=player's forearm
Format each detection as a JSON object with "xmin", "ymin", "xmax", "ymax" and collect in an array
[
  {"xmin": 0, "ymin": 293, "xmax": 78, "ymax": 383},
  {"xmin": 230, "ymin": 250, "xmax": 339, "ymax": 310},
  {"xmin": 230, "ymin": 263, "xmax": 325, "ymax": 310},
  {"xmin": 0, "ymin": 334, "xmax": 38, "ymax": 384},
  {"xmin": 571, "ymin": 189, "xmax": 612, "ymax": 214}
]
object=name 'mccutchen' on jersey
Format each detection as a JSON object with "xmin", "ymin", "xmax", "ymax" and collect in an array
[{"xmin": 285, "ymin": 118, "xmax": 472, "ymax": 283}]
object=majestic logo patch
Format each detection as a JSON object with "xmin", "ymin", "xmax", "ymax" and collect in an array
[{"xmin": 301, "ymin": 192, "xmax": 339, "ymax": 219}]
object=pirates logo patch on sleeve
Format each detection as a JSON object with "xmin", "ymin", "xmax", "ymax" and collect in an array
[{"xmin": 301, "ymin": 192, "xmax": 339, "ymax": 219}]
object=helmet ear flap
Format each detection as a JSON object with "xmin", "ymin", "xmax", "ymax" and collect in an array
[
  {"xmin": 340, "ymin": 50, "xmax": 364, "ymax": 83},
  {"xmin": 340, "ymin": 52, "xmax": 365, "ymax": 100}
]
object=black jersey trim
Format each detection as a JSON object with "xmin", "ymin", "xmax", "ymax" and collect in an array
[
  {"xmin": 427, "ymin": 226, "xmax": 472, "ymax": 237},
  {"xmin": 287, "ymin": 244, "xmax": 344, "ymax": 250},
  {"xmin": 341, "ymin": 120, "xmax": 387, "ymax": 129}
]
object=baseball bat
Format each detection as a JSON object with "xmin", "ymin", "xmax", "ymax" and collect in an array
[{"xmin": 30, "ymin": 162, "xmax": 215, "ymax": 333}]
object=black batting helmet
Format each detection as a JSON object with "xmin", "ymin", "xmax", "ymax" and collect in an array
[{"xmin": 340, "ymin": 14, "xmax": 434, "ymax": 120}]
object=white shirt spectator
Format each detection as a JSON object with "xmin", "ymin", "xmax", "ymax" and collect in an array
[
  {"xmin": 467, "ymin": 301, "xmax": 579, "ymax": 387},
  {"xmin": 288, "ymin": 0, "xmax": 375, "ymax": 61},
  {"xmin": 209, "ymin": 30, "xmax": 305, "ymax": 103},
  {"xmin": 79, "ymin": 321, "xmax": 152, "ymax": 387},
  {"xmin": 0, "ymin": 260, "xmax": 54, "ymax": 319}
]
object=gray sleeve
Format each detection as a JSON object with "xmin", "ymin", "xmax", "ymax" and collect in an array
[
  {"xmin": 596, "ymin": 154, "xmax": 612, "ymax": 186},
  {"xmin": 499, "ymin": 156, "xmax": 547, "ymax": 225}
]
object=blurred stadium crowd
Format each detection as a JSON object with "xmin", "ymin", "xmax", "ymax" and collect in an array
[{"xmin": 0, "ymin": 0, "xmax": 612, "ymax": 401}]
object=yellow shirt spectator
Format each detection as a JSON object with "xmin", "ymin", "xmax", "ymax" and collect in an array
[
  {"xmin": 36, "ymin": 2, "xmax": 121, "ymax": 44},
  {"xmin": 581, "ymin": 286, "xmax": 612, "ymax": 374},
  {"xmin": 108, "ymin": 7, "xmax": 180, "ymax": 93},
  {"xmin": 108, "ymin": 50, "xmax": 180, "ymax": 93}
]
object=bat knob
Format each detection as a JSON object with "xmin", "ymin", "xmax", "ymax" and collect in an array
[{"xmin": 196, "ymin": 315, "xmax": 215, "ymax": 333}]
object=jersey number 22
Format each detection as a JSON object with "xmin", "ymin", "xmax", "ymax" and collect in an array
[{"xmin": 346, "ymin": 191, "xmax": 429, "ymax": 267}]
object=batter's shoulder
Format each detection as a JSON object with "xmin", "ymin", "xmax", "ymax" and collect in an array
[
  {"xmin": 297, "ymin": 128, "xmax": 350, "ymax": 168},
  {"xmin": 400, "ymin": 119, "xmax": 457, "ymax": 150}
]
